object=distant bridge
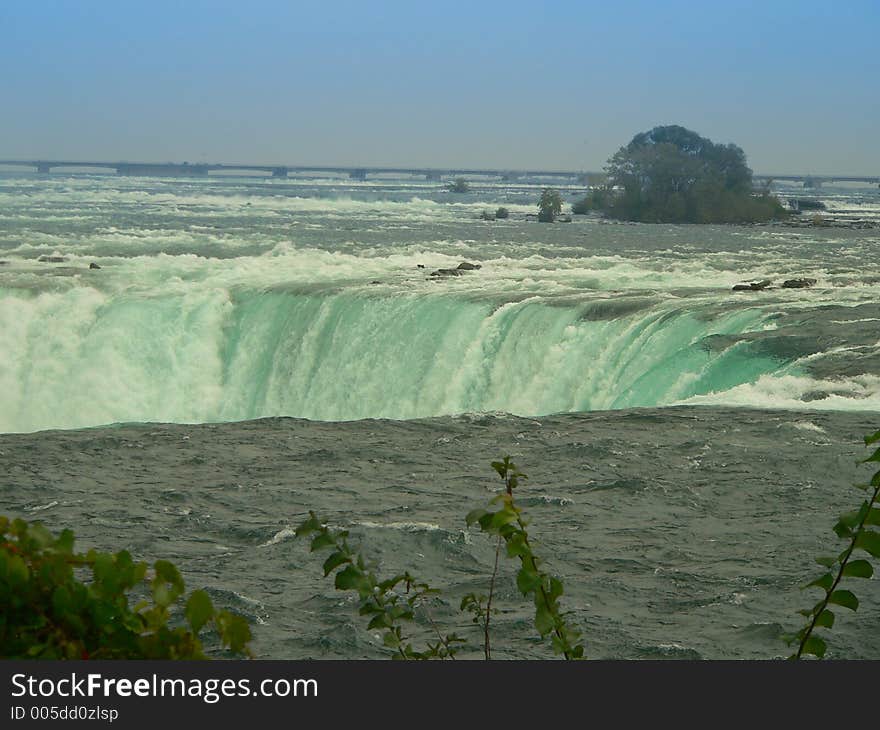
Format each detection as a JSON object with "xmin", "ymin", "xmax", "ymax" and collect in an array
[
  {"xmin": 0, "ymin": 159, "xmax": 596, "ymax": 181},
  {"xmin": 0, "ymin": 160, "xmax": 876, "ymax": 186},
  {"xmin": 752, "ymin": 174, "xmax": 880, "ymax": 186}
]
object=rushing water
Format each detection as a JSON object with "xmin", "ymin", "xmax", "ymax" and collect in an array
[{"xmin": 1, "ymin": 171, "xmax": 879, "ymax": 658}]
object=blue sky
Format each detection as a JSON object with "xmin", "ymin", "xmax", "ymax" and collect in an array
[{"xmin": 1, "ymin": 0, "xmax": 878, "ymax": 174}]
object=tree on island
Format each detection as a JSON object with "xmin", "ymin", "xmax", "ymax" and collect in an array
[
  {"xmin": 575, "ymin": 125, "xmax": 787, "ymax": 223},
  {"xmin": 537, "ymin": 188, "xmax": 563, "ymax": 222},
  {"xmin": 446, "ymin": 177, "xmax": 471, "ymax": 193}
]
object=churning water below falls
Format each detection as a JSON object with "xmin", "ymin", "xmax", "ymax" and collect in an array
[{"xmin": 1, "ymin": 172, "xmax": 879, "ymax": 658}]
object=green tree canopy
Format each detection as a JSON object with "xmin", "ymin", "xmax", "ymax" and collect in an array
[{"xmin": 596, "ymin": 125, "xmax": 786, "ymax": 223}]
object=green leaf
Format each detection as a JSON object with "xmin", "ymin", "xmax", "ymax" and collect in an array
[
  {"xmin": 216, "ymin": 611, "xmax": 252, "ymax": 654},
  {"xmin": 151, "ymin": 560, "xmax": 184, "ymax": 608},
  {"xmin": 491, "ymin": 460, "xmax": 509, "ymax": 478},
  {"xmin": 865, "ymin": 429, "xmax": 880, "ymax": 445},
  {"xmin": 828, "ymin": 590, "xmax": 858, "ymax": 611},
  {"xmin": 322, "ymin": 551, "xmax": 350, "ymax": 576},
  {"xmin": 6, "ymin": 554, "xmax": 29, "ymax": 585},
  {"xmin": 367, "ymin": 614, "xmax": 390, "ymax": 630},
  {"xmin": 833, "ymin": 521, "xmax": 854, "ymax": 539},
  {"xmin": 842, "ymin": 559, "xmax": 873, "ymax": 579},
  {"xmin": 378, "ymin": 574, "xmax": 406, "ymax": 592},
  {"xmin": 838, "ymin": 509, "xmax": 863, "ymax": 529},
  {"xmin": 490, "ymin": 508, "xmax": 518, "ymax": 530},
  {"xmin": 309, "ymin": 532, "xmax": 336, "ymax": 552},
  {"xmin": 864, "ymin": 446, "xmax": 880, "ymax": 463},
  {"xmin": 804, "ymin": 573, "xmax": 833, "ymax": 592},
  {"xmin": 550, "ymin": 633, "xmax": 569, "ymax": 655},
  {"xmin": 465, "ymin": 509, "xmax": 487, "ymax": 527},
  {"xmin": 814, "ymin": 609, "xmax": 835, "ymax": 629},
  {"xmin": 801, "ymin": 636, "xmax": 827, "ymax": 658},
  {"xmin": 55, "ymin": 529, "xmax": 75, "ymax": 554},
  {"xmin": 516, "ymin": 567, "xmax": 542, "ymax": 595},
  {"xmin": 534, "ymin": 604, "xmax": 555, "ymax": 636},
  {"xmin": 505, "ymin": 533, "xmax": 530, "ymax": 559},
  {"xmin": 814, "ymin": 556, "xmax": 837, "ymax": 568},
  {"xmin": 864, "ymin": 508, "xmax": 880, "ymax": 527},
  {"xmin": 154, "ymin": 559, "xmax": 184, "ymax": 594},
  {"xmin": 334, "ymin": 564, "xmax": 368, "ymax": 592},
  {"xmin": 548, "ymin": 576, "xmax": 564, "ymax": 602},
  {"xmin": 185, "ymin": 590, "xmax": 214, "ymax": 633},
  {"xmin": 294, "ymin": 512, "xmax": 323, "ymax": 537},
  {"xmin": 855, "ymin": 530, "xmax": 880, "ymax": 558}
]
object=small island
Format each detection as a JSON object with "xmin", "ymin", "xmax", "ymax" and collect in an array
[
  {"xmin": 574, "ymin": 125, "xmax": 788, "ymax": 223},
  {"xmin": 445, "ymin": 177, "xmax": 471, "ymax": 193}
]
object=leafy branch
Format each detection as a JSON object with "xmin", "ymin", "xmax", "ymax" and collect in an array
[
  {"xmin": 466, "ymin": 457, "xmax": 584, "ymax": 659},
  {"xmin": 460, "ymin": 533, "xmax": 501, "ymax": 660},
  {"xmin": 294, "ymin": 512, "xmax": 463, "ymax": 659},
  {"xmin": 786, "ymin": 429, "xmax": 880, "ymax": 659}
]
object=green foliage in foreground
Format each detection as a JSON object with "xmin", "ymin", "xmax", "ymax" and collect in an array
[
  {"xmin": 786, "ymin": 430, "xmax": 880, "ymax": 659},
  {"xmin": 294, "ymin": 513, "xmax": 464, "ymax": 659},
  {"xmin": 296, "ymin": 456, "xmax": 584, "ymax": 659},
  {"xmin": 0, "ymin": 516, "xmax": 251, "ymax": 659},
  {"xmin": 466, "ymin": 457, "xmax": 584, "ymax": 658}
]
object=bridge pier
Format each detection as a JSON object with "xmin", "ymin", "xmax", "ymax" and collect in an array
[
  {"xmin": 349, "ymin": 169, "xmax": 368, "ymax": 181},
  {"xmin": 425, "ymin": 171, "xmax": 442, "ymax": 182},
  {"xmin": 36, "ymin": 163, "xmax": 51, "ymax": 174},
  {"xmin": 271, "ymin": 167, "xmax": 289, "ymax": 178}
]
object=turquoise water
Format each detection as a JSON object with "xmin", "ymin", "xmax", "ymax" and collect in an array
[
  {"xmin": 1, "ymin": 172, "xmax": 879, "ymax": 658},
  {"xmin": 1, "ymin": 173, "xmax": 879, "ymax": 432}
]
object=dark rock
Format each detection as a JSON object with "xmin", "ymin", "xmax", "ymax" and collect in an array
[
  {"xmin": 416, "ymin": 264, "xmax": 425, "ymax": 269},
  {"xmin": 781, "ymin": 278, "xmax": 817, "ymax": 289},
  {"xmin": 456, "ymin": 262, "xmax": 482, "ymax": 271},
  {"xmin": 0, "ymin": 260, "xmax": 8, "ymax": 266},
  {"xmin": 89, "ymin": 262, "xmax": 101, "ymax": 270},
  {"xmin": 370, "ymin": 280, "xmax": 381, "ymax": 285},
  {"xmin": 732, "ymin": 279, "xmax": 773, "ymax": 291},
  {"xmin": 789, "ymin": 198, "xmax": 826, "ymax": 212},
  {"xmin": 430, "ymin": 268, "xmax": 465, "ymax": 277},
  {"xmin": 38, "ymin": 255, "xmax": 67, "ymax": 263}
]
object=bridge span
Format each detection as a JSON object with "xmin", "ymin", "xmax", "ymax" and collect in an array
[
  {"xmin": 0, "ymin": 159, "xmax": 877, "ymax": 186},
  {"xmin": 0, "ymin": 159, "xmax": 594, "ymax": 181}
]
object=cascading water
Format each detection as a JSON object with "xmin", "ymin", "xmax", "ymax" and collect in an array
[
  {"xmin": 0, "ymin": 282, "xmax": 792, "ymax": 432},
  {"xmin": 1, "ymin": 173, "xmax": 879, "ymax": 433}
]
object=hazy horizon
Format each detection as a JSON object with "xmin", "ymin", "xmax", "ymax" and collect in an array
[{"xmin": 2, "ymin": 0, "xmax": 878, "ymax": 175}]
